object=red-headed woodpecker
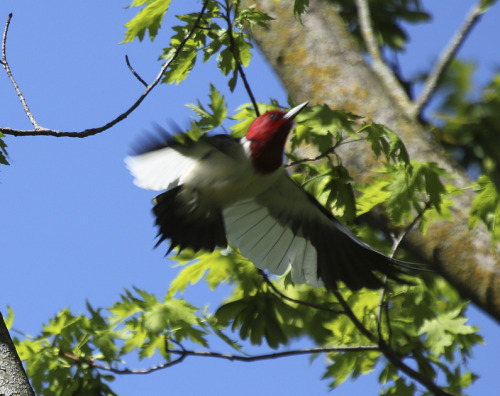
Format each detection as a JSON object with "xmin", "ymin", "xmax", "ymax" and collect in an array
[{"xmin": 126, "ymin": 102, "xmax": 414, "ymax": 290}]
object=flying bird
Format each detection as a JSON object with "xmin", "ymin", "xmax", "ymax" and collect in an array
[{"xmin": 126, "ymin": 102, "xmax": 416, "ymax": 290}]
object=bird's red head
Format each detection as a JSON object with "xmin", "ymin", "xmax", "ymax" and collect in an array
[{"xmin": 246, "ymin": 102, "xmax": 308, "ymax": 174}]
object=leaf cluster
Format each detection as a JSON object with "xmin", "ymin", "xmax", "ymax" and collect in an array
[
  {"xmin": 434, "ymin": 61, "xmax": 500, "ymax": 186},
  {"xmin": 124, "ymin": 0, "xmax": 271, "ymax": 91},
  {"xmin": 332, "ymin": 0, "xmax": 430, "ymax": 51}
]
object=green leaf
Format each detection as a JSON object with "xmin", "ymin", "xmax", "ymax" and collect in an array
[
  {"xmin": 382, "ymin": 378, "xmax": 416, "ymax": 395},
  {"xmin": 361, "ymin": 161, "xmax": 453, "ymax": 226},
  {"xmin": 169, "ymin": 250, "xmax": 238, "ymax": 295},
  {"xmin": 297, "ymin": 161, "xmax": 356, "ymax": 220},
  {"xmin": 479, "ymin": 0, "xmax": 498, "ymax": 13},
  {"xmin": 469, "ymin": 174, "xmax": 500, "ymax": 244},
  {"xmin": 123, "ymin": 0, "xmax": 172, "ymax": 42},
  {"xmin": 5, "ymin": 306, "xmax": 14, "ymax": 329},
  {"xmin": 185, "ymin": 84, "xmax": 227, "ymax": 130},
  {"xmin": 356, "ymin": 175, "xmax": 392, "ymax": 216},
  {"xmin": 323, "ymin": 350, "xmax": 379, "ymax": 389},
  {"xmin": 215, "ymin": 292, "xmax": 301, "ymax": 349},
  {"xmin": 418, "ymin": 306, "xmax": 478, "ymax": 356},
  {"xmin": 294, "ymin": 0, "xmax": 310, "ymax": 17},
  {"xmin": 0, "ymin": 132, "xmax": 9, "ymax": 165},
  {"xmin": 160, "ymin": 10, "xmax": 215, "ymax": 84},
  {"xmin": 359, "ymin": 123, "xmax": 410, "ymax": 166},
  {"xmin": 237, "ymin": 5, "xmax": 273, "ymax": 30}
]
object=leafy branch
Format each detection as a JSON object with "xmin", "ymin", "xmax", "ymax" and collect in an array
[{"xmin": 220, "ymin": 0, "xmax": 260, "ymax": 116}]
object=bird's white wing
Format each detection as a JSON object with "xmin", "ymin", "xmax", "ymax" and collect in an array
[
  {"xmin": 125, "ymin": 147, "xmax": 197, "ymax": 191},
  {"xmin": 126, "ymin": 133, "xmax": 249, "ymax": 192},
  {"xmin": 223, "ymin": 172, "xmax": 323, "ymax": 287},
  {"xmin": 223, "ymin": 172, "xmax": 408, "ymax": 290},
  {"xmin": 224, "ymin": 197, "xmax": 322, "ymax": 286}
]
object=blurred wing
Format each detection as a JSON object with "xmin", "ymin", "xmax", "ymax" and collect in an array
[
  {"xmin": 224, "ymin": 172, "xmax": 410, "ymax": 290},
  {"xmin": 125, "ymin": 127, "xmax": 239, "ymax": 191},
  {"xmin": 126, "ymin": 147, "xmax": 197, "ymax": 191}
]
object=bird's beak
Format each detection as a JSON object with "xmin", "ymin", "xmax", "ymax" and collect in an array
[{"xmin": 283, "ymin": 101, "xmax": 309, "ymax": 120}]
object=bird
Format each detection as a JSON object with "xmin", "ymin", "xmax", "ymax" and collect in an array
[{"xmin": 126, "ymin": 102, "xmax": 417, "ymax": 291}]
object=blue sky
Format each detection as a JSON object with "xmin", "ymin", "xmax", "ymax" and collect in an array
[{"xmin": 1, "ymin": 1, "xmax": 499, "ymax": 395}]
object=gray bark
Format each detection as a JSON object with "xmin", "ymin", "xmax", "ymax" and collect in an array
[{"xmin": 0, "ymin": 313, "xmax": 35, "ymax": 395}]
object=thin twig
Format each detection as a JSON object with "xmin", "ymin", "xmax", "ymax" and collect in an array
[
  {"xmin": 223, "ymin": 3, "xmax": 260, "ymax": 116},
  {"xmin": 354, "ymin": 0, "xmax": 414, "ymax": 118},
  {"xmin": 333, "ymin": 281, "xmax": 454, "ymax": 395},
  {"xmin": 376, "ymin": 201, "xmax": 432, "ymax": 346},
  {"xmin": 170, "ymin": 345, "xmax": 379, "ymax": 362},
  {"xmin": 1, "ymin": 1, "xmax": 209, "ymax": 137},
  {"xmin": 412, "ymin": 0, "xmax": 488, "ymax": 117},
  {"xmin": 125, "ymin": 55, "xmax": 148, "ymax": 87},
  {"xmin": 63, "ymin": 344, "xmax": 379, "ymax": 375},
  {"xmin": 376, "ymin": 275, "xmax": 389, "ymax": 344},
  {"xmin": 258, "ymin": 269, "xmax": 344, "ymax": 314},
  {"xmin": 2, "ymin": 13, "xmax": 41, "ymax": 130},
  {"xmin": 61, "ymin": 351, "xmax": 186, "ymax": 375},
  {"xmin": 285, "ymin": 147, "xmax": 336, "ymax": 168}
]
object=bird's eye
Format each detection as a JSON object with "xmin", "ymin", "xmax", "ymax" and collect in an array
[{"xmin": 268, "ymin": 113, "xmax": 281, "ymax": 120}]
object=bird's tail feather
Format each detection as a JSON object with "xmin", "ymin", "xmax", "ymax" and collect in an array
[
  {"xmin": 153, "ymin": 186, "xmax": 227, "ymax": 253},
  {"xmin": 314, "ymin": 223, "xmax": 421, "ymax": 290}
]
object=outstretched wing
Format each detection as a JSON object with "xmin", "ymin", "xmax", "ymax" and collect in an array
[
  {"xmin": 223, "ymin": 171, "xmax": 412, "ymax": 290},
  {"xmin": 126, "ymin": 127, "xmax": 242, "ymax": 253}
]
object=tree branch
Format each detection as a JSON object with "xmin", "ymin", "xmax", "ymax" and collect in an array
[
  {"xmin": 332, "ymin": 289, "xmax": 455, "ymax": 396},
  {"xmin": 223, "ymin": 2, "xmax": 260, "ymax": 116},
  {"xmin": 354, "ymin": 0, "xmax": 414, "ymax": 118},
  {"xmin": 0, "ymin": 1, "xmax": 209, "ymax": 137},
  {"xmin": 1, "ymin": 14, "xmax": 42, "ymax": 130},
  {"xmin": 412, "ymin": 0, "xmax": 487, "ymax": 117},
  {"xmin": 61, "ymin": 351, "xmax": 186, "ymax": 375},
  {"xmin": 125, "ymin": 55, "xmax": 148, "ymax": 87},
  {"xmin": 258, "ymin": 269, "xmax": 344, "ymax": 314},
  {"xmin": 63, "ymin": 344, "xmax": 379, "ymax": 375},
  {"xmin": 376, "ymin": 201, "xmax": 432, "ymax": 346}
]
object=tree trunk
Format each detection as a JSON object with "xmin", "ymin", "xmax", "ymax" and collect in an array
[
  {"xmin": 246, "ymin": 0, "xmax": 500, "ymax": 322},
  {"xmin": 0, "ymin": 313, "xmax": 35, "ymax": 395}
]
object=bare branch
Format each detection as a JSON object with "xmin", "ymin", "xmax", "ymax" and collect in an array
[
  {"xmin": 170, "ymin": 344, "xmax": 379, "ymax": 362},
  {"xmin": 1, "ymin": 14, "xmax": 42, "ymax": 130},
  {"xmin": 61, "ymin": 351, "xmax": 186, "ymax": 375},
  {"xmin": 412, "ymin": 1, "xmax": 487, "ymax": 117},
  {"xmin": 63, "ymin": 344, "xmax": 379, "ymax": 376},
  {"xmin": 354, "ymin": 0, "xmax": 414, "ymax": 118},
  {"xmin": 1, "ymin": 1, "xmax": 209, "ymax": 137},
  {"xmin": 125, "ymin": 55, "xmax": 148, "ymax": 87}
]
